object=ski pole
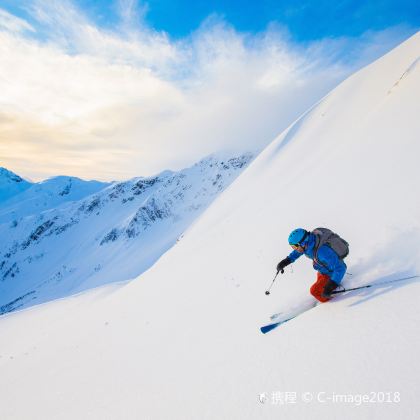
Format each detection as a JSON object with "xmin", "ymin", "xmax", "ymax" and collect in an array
[
  {"xmin": 265, "ymin": 269, "xmax": 283, "ymax": 295},
  {"xmin": 331, "ymin": 284, "xmax": 372, "ymax": 294},
  {"xmin": 331, "ymin": 275, "xmax": 418, "ymax": 295}
]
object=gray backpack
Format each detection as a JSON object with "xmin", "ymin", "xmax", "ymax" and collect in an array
[{"xmin": 312, "ymin": 227, "xmax": 349, "ymax": 260}]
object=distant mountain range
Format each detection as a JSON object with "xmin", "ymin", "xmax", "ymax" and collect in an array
[
  {"xmin": 0, "ymin": 154, "xmax": 253, "ymax": 314},
  {"xmin": 0, "ymin": 171, "xmax": 110, "ymax": 224}
]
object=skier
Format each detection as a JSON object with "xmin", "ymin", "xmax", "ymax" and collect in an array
[{"xmin": 276, "ymin": 228, "xmax": 348, "ymax": 302}]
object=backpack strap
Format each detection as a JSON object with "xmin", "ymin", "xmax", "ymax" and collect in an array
[
  {"xmin": 312, "ymin": 229, "xmax": 323, "ymax": 260},
  {"xmin": 312, "ymin": 230, "xmax": 330, "ymax": 270}
]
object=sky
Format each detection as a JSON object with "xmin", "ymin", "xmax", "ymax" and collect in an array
[{"xmin": 0, "ymin": 0, "xmax": 418, "ymax": 181}]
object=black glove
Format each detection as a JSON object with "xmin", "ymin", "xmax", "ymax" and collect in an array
[{"xmin": 276, "ymin": 257, "xmax": 291, "ymax": 273}]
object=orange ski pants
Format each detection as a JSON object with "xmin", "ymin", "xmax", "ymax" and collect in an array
[{"xmin": 310, "ymin": 272, "xmax": 331, "ymax": 303}]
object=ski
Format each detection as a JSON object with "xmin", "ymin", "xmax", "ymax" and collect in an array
[
  {"xmin": 260, "ymin": 275, "xmax": 419, "ymax": 334},
  {"xmin": 260, "ymin": 302, "xmax": 318, "ymax": 334},
  {"xmin": 260, "ymin": 316, "xmax": 296, "ymax": 334}
]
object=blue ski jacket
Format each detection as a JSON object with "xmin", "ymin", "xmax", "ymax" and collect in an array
[{"xmin": 288, "ymin": 233, "xmax": 347, "ymax": 284}]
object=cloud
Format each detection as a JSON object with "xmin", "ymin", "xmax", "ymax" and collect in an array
[
  {"xmin": 116, "ymin": 0, "xmax": 149, "ymax": 28},
  {"xmin": 0, "ymin": 1, "xmax": 415, "ymax": 181},
  {"xmin": 0, "ymin": 8, "xmax": 35, "ymax": 33}
]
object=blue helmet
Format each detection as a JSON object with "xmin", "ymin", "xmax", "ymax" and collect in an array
[{"xmin": 288, "ymin": 228, "xmax": 308, "ymax": 246}]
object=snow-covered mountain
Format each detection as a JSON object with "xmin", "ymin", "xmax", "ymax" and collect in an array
[
  {"xmin": 0, "ymin": 175, "xmax": 109, "ymax": 224},
  {"xmin": 0, "ymin": 167, "xmax": 32, "ymax": 202},
  {"xmin": 0, "ymin": 154, "xmax": 252, "ymax": 314},
  {"xmin": 0, "ymin": 33, "xmax": 419, "ymax": 420}
]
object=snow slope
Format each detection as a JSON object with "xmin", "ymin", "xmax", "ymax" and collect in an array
[
  {"xmin": 0, "ymin": 167, "xmax": 32, "ymax": 201},
  {"xmin": 0, "ymin": 32, "xmax": 419, "ymax": 420},
  {"xmin": 0, "ymin": 154, "xmax": 252, "ymax": 313}
]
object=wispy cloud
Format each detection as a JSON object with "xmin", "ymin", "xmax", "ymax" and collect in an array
[
  {"xmin": 0, "ymin": 1, "xmax": 415, "ymax": 181},
  {"xmin": 0, "ymin": 8, "xmax": 35, "ymax": 33},
  {"xmin": 116, "ymin": 0, "xmax": 149, "ymax": 29}
]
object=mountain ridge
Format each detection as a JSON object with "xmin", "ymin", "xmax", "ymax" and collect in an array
[{"xmin": 0, "ymin": 153, "xmax": 253, "ymax": 313}]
